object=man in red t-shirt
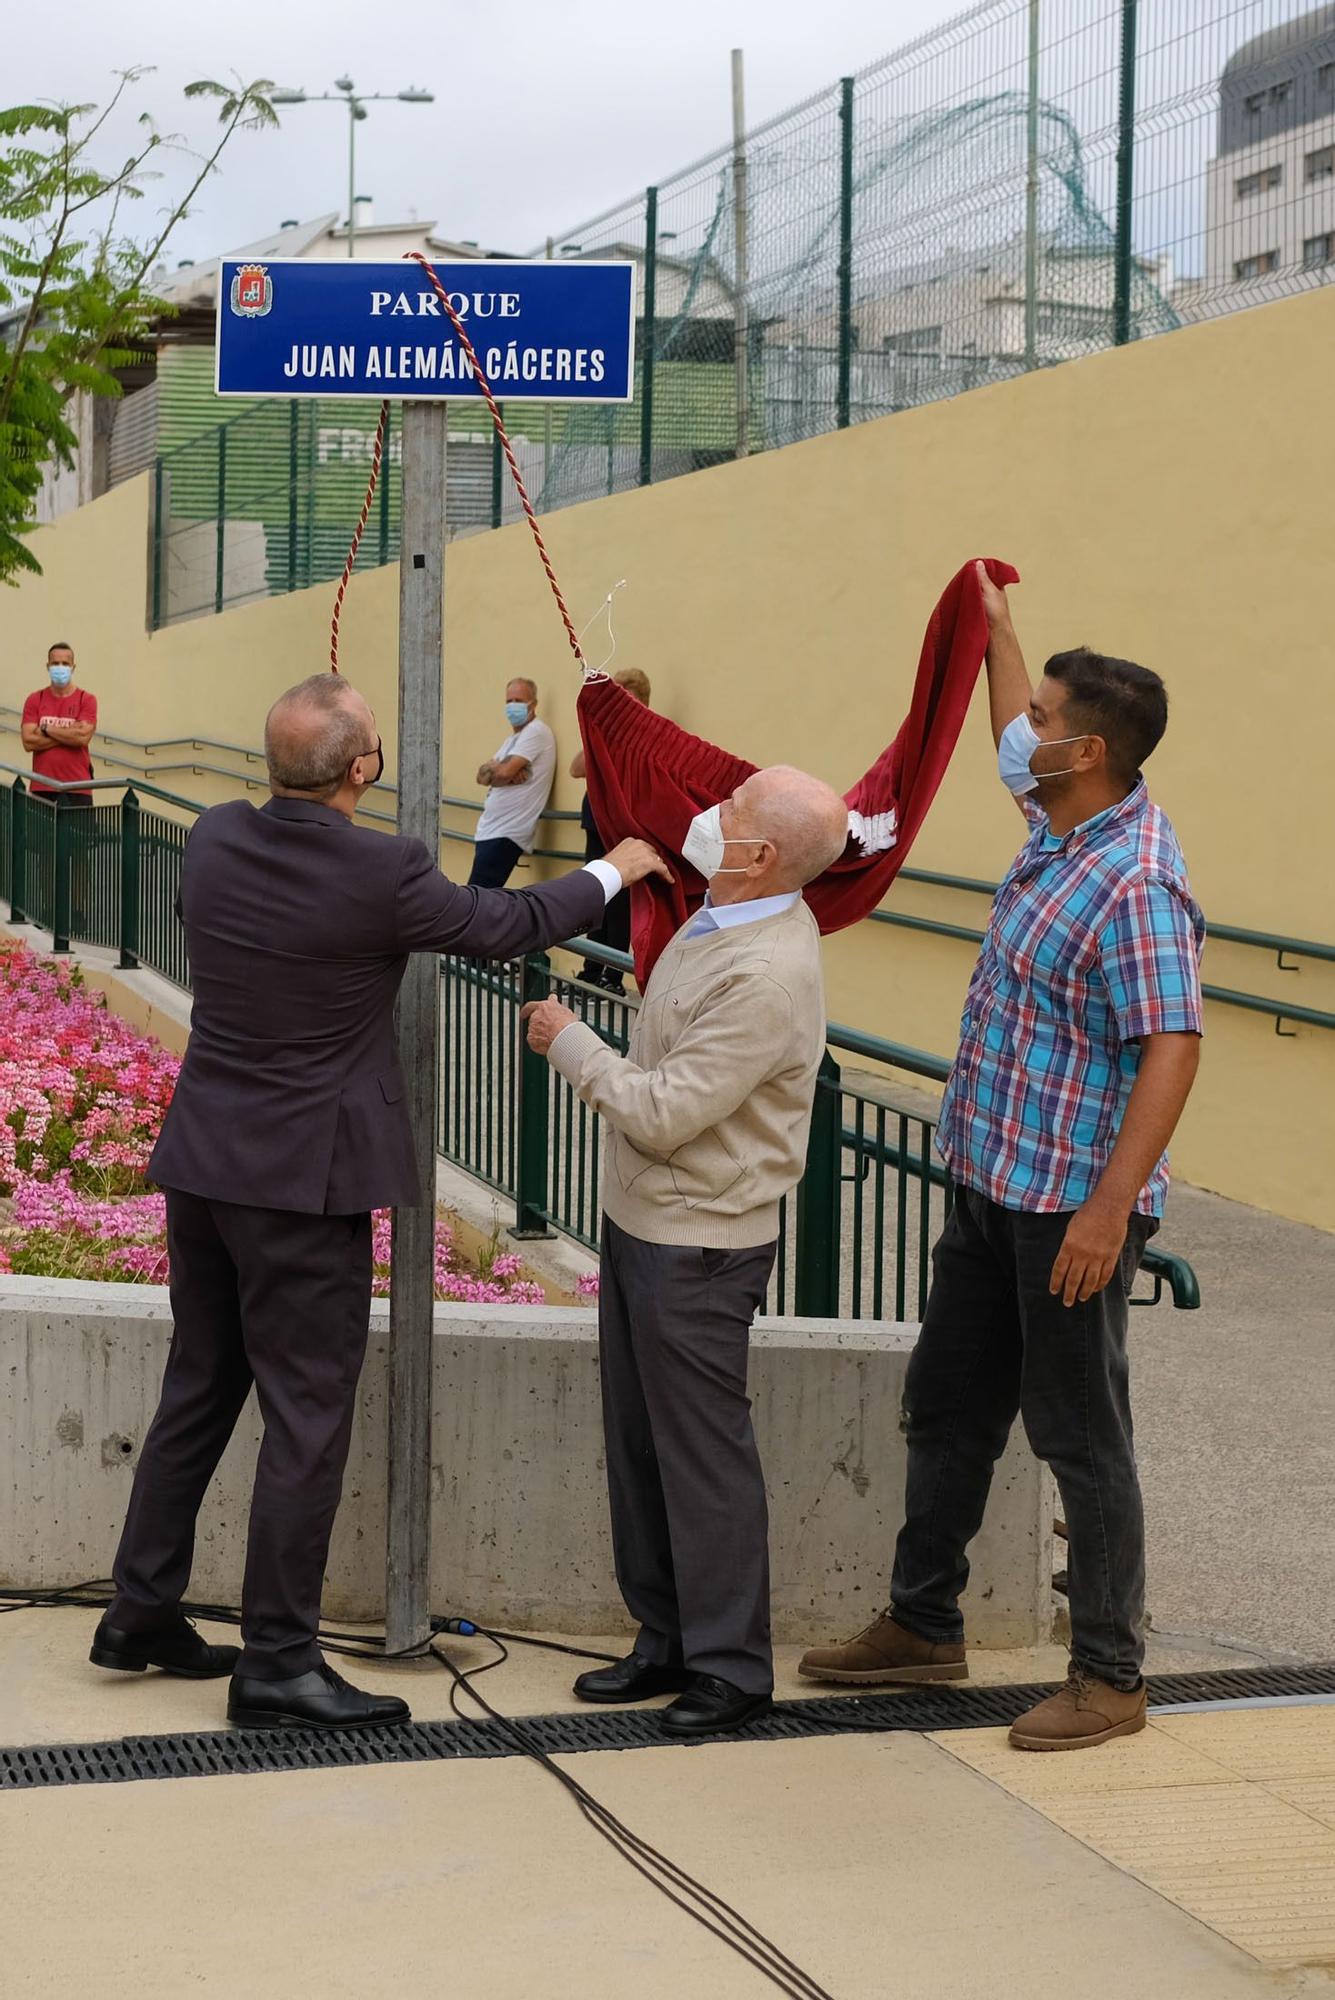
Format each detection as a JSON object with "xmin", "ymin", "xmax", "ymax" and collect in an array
[{"xmin": 21, "ymin": 642, "xmax": 97, "ymax": 804}]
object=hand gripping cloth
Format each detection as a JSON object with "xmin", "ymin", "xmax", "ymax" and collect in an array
[{"xmin": 578, "ymin": 557, "xmax": 1019, "ymax": 982}]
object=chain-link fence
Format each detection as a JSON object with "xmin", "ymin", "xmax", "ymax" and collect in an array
[
  {"xmin": 151, "ymin": 0, "xmax": 1335, "ymax": 624},
  {"xmin": 537, "ymin": 0, "xmax": 1333, "ymax": 506}
]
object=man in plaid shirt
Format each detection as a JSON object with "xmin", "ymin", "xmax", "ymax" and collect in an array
[{"xmin": 802, "ymin": 565, "xmax": 1204, "ymax": 1751}]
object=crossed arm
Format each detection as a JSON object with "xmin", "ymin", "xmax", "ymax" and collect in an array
[
  {"xmin": 22, "ymin": 716, "xmax": 95, "ymax": 751},
  {"xmin": 477, "ymin": 753, "xmax": 532, "ymax": 787}
]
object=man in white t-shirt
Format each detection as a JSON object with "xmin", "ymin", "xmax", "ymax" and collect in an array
[{"xmin": 469, "ymin": 677, "xmax": 558, "ymax": 888}]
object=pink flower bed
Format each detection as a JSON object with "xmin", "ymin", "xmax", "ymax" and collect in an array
[{"xmin": 0, "ymin": 941, "xmax": 558, "ymax": 1304}]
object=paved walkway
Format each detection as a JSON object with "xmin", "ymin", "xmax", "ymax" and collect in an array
[
  {"xmin": 3, "ymin": 1610, "xmax": 1334, "ymax": 1998},
  {"xmin": 1131, "ymin": 1183, "xmax": 1335, "ymax": 1664}
]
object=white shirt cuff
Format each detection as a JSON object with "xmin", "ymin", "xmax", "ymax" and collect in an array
[
  {"xmin": 581, "ymin": 857, "xmax": 623, "ymax": 904},
  {"xmin": 548, "ymin": 1020, "xmax": 584, "ymax": 1060}
]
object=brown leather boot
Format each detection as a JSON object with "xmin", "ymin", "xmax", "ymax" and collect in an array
[
  {"xmin": 798, "ymin": 1611, "xmax": 968, "ymax": 1685},
  {"xmin": 1008, "ymin": 1668, "xmax": 1147, "ymax": 1751}
]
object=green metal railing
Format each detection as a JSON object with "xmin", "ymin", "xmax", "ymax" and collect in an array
[
  {"xmin": 1, "ymin": 772, "xmax": 198, "ymax": 990},
  {"xmin": 0, "ymin": 711, "xmax": 586, "ymax": 867},
  {"xmin": 439, "ymin": 937, "xmax": 1201, "ymax": 1316},
  {"xmin": 1, "ymin": 771, "xmax": 1202, "ymax": 1317},
  {"xmin": 6, "ymin": 717, "xmax": 1330, "ymax": 1036}
]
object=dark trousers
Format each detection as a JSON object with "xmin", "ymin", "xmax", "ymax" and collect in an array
[
  {"xmin": 468, "ymin": 836, "xmax": 523, "ymax": 888},
  {"xmin": 890, "ymin": 1186, "xmax": 1156, "ymax": 1691},
  {"xmin": 599, "ymin": 1217, "xmax": 777, "ymax": 1695},
  {"xmin": 579, "ymin": 807, "xmax": 630, "ymax": 966},
  {"xmin": 109, "ymin": 1190, "xmax": 373, "ymax": 1679}
]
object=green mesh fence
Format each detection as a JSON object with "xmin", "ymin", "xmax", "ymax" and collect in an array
[
  {"xmin": 150, "ymin": 0, "xmax": 1335, "ymax": 623},
  {"xmin": 152, "ymin": 401, "xmax": 403, "ymax": 626}
]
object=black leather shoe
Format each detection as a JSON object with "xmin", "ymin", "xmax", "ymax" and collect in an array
[
  {"xmin": 573, "ymin": 1652, "xmax": 693, "ymax": 1704},
  {"xmin": 659, "ymin": 1676, "xmax": 773, "ymax": 1738},
  {"xmin": 90, "ymin": 1614, "xmax": 240, "ymax": 1680},
  {"xmin": 228, "ymin": 1662, "xmax": 411, "ymax": 1731}
]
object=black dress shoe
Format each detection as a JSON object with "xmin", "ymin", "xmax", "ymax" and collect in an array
[
  {"xmin": 573, "ymin": 1651, "xmax": 693, "ymax": 1704},
  {"xmin": 90, "ymin": 1614, "xmax": 240, "ymax": 1680},
  {"xmin": 228, "ymin": 1662, "xmax": 411, "ymax": 1731},
  {"xmin": 659, "ymin": 1676, "xmax": 773, "ymax": 1738}
]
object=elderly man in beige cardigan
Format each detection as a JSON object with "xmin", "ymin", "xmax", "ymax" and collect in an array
[{"xmin": 523, "ymin": 765, "xmax": 849, "ymax": 1738}]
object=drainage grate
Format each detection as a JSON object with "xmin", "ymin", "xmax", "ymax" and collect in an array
[{"xmin": 5, "ymin": 1662, "xmax": 1335, "ymax": 1792}]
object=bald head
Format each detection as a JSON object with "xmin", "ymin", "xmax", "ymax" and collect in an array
[
  {"xmin": 735, "ymin": 766, "xmax": 849, "ymax": 891},
  {"xmin": 265, "ymin": 674, "xmax": 377, "ymax": 803}
]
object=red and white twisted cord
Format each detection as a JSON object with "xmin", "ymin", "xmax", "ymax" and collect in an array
[
  {"xmin": 329, "ymin": 397, "xmax": 390, "ymax": 672},
  {"xmin": 403, "ymin": 251, "xmax": 589, "ymax": 674}
]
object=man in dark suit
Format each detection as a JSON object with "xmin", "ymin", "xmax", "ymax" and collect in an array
[{"xmin": 92, "ymin": 672, "xmax": 667, "ymax": 1730}]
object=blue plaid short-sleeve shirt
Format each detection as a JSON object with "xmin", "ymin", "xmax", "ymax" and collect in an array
[{"xmin": 936, "ymin": 780, "xmax": 1205, "ymax": 1217}]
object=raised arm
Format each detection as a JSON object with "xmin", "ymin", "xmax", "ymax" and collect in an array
[{"xmin": 975, "ymin": 559, "xmax": 1032, "ymax": 751}]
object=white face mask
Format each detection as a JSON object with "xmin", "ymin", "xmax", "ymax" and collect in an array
[
  {"xmin": 682, "ymin": 803, "xmax": 761, "ymax": 880},
  {"xmin": 997, "ymin": 713, "xmax": 1086, "ymax": 797}
]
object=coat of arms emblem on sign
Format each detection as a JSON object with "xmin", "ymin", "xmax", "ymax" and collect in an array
[{"xmin": 229, "ymin": 264, "xmax": 273, "ymax": 317}]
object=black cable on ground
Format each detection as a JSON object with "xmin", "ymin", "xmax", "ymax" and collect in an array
[
  {"xmin": 2, "ymin": 1581, "xmax": 838, "ymax": 1995},
  {"xmin": 0, "ymin": 1582, "xmax": 423, "ymax": 1662},
  {"xmin": 475, "ymin": 1626, "xmax": 619, "ymax": 1665},
  {"xmin": 429, "ymin": 1631, "xmax": 837, "ymax": 2000},
  {"xmin": 0, "ymin": 1584, "xmax": 620, "ymax": 1665}
]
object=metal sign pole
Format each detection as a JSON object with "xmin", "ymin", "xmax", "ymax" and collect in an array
[
  {"xmin": 213, "ymin": 255, "xmax": 633, "ymax": 1656},
  {"xmin": 385, "ymin": 398, "xmax": 447, "ymax": 1654}
]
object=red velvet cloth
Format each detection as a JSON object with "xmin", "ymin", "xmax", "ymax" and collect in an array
[{"xmin": 579, "ymin": 557, "xmax": 1019, "ymax": 983}]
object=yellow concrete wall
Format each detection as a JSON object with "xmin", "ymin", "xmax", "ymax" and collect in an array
[{"xmin": 3, "ymin": 286, "xmax": 1333, "ymax": 1229}]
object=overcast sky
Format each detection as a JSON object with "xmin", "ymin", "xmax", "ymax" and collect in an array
[{"xmin": 12, "ymin": 0, "xmax": 969, "ymax": 264}]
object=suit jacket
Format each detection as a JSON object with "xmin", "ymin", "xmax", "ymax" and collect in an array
[{"xmin": 150, "ymin": 796, "xmax": 605, "ymax": 1214}]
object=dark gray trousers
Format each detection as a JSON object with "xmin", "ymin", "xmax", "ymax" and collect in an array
[
  {"xmin": 109, "ymin": 1190, "xmax": 373, "ymax": 1679},
  {"xmin": 599, "ymin": 1216, "xmax": 777, "ymax": 1695}
]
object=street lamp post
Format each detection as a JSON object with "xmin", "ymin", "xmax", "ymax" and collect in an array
[{"xmin": 271, "ymin": 78, "xmax": 434, "ymax": 256}]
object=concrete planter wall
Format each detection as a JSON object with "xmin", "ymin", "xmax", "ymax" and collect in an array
[{"xmin": 1, "ymin": 1276, "xmax": 1052, "ymax": 1647}]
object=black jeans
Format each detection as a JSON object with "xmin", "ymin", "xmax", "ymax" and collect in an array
[
  {"xmin": 468, "ymin": 836, "xmax": 523, "ymax": 888},
  {"xmin": 890, "ymin": 1186, "xmax": 1157, "ymax": 1690}
]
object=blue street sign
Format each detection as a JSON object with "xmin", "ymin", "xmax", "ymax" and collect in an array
[{"xmin": 215, "ymin": 258, "xmax": 636, "ymax": 401}]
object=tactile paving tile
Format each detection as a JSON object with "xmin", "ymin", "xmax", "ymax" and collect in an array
[
  {"xmin": 935, "ymin": 1714, "xmax": 1335, "ymax": 1969},
  {"xmin": 930, "ymin": 1720, "xmax": 1235, "ymax": 1797},
  {"xmin": 1150, "ymin": 1707, "xmax": 1335, "ymax": 1784},
  {"xmin": 1270, "ymin": 1779, "xmax": 1335, "ymax": 1833},
  {"xmin": 1042, "ymin": 1784, "xmax": 1335, "ymax": 1966}
]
